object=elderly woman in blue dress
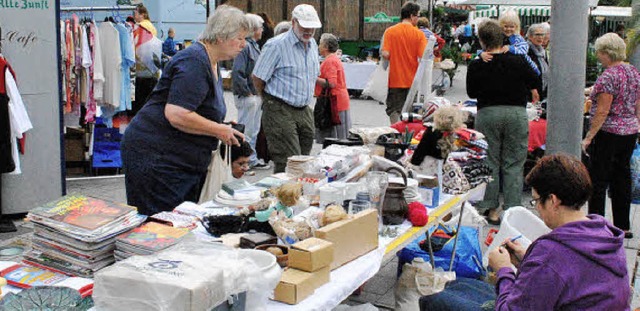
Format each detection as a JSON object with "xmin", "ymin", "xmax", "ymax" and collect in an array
[{"xmin": 121, "ymin": 5, "xmax": 249, "ymax": 216}]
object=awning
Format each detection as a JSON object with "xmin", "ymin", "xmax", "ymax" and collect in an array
[
  {"xmin": 470, "ymin": 5, "xmax": 632, "ymax": 20},
  {"xmin": 591, "ymin": 6, "xmax": 632, "ymax": 17},
  {"xmin": 458, "ymin": 0, "xmax": 599, "ymax": 7},
  {"xmin": 470, "ymin": 6, "xmax": 551, "ymax": 19}
]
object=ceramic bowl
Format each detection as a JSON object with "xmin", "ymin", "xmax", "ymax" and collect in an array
[{"xmin": 255, "ymin": 244, "xmax": 289, "ymax": 268}]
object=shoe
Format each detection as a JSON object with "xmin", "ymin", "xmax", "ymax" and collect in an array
[
  {"xmin": 250, "ymin": 162, "xmax": 271, "ymax": 170},
  {"xmin": 486, "ymin": 216, "xmax": 501, "ymax": 226},
  {"xmin": 485, "ymin": 208, "xmax": 502, "ymax": 226},
  {"xmin": 625, "ymin": 231, "xmax": 634, "ymax": 239}
]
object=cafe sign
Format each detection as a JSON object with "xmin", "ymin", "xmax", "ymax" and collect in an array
[{"xmin": 364, "ymin": 12, "xmax": 400, "ymax": 23}]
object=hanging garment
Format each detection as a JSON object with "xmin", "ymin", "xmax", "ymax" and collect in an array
[
  {"xmin": 0, "ymin": 59, "xmax": 15, "ymax": 173},
  {"xmin": 1, "ymin": 57, "xmax": 33, "ymax": 175},
  {"xmin": 100, "ymin": 22, "xmax": 135, "ymax": 127},
  {"xmin": 99, "ymin": 22, "xmax": 122, "ymax": 109},
  {"xmin": 91, "ymin": 21, "xmax": 105, "ymax": 103}
]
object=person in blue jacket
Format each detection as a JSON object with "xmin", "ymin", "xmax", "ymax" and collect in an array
[{"xmin": 162, "ymin": 28, "xmax": 177, "ymax": 57}]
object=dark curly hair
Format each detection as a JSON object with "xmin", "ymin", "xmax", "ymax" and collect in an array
[
  {"xmin": 525, "ymin": 154, "xmax": 592, "ymax": 210},
  {"xmin": 220, "ymin": 140, "xmax": 253, "ymax": 163}
]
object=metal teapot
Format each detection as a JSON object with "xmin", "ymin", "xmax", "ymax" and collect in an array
[{"xmin": 382, "ymin": 167, "xmax": 408, "ymax": 225}]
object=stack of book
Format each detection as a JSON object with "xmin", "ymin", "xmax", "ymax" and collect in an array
[
  {"xmin": 24, "ymin": 195, "xmax": 146, "ymax": 277},
  {"xmin": 114, "ymin": 222, "xmax": 190, "ymax": 260}
]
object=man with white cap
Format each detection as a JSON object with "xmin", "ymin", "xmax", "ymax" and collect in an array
[{"xmin": 252, "ymin": 4, "xmax": 321, "ymax": 173}]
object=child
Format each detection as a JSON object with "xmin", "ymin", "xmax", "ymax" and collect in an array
[{"xmin": 479, "ymin": 11, "xmax": 541, "ymax": 76}]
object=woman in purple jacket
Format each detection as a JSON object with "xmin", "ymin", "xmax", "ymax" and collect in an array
[
  {"xmin": 489, "ymin": 154, "xmax": 630, "ymax": 310},
  {"xmin": 420, "ymin": 154, "xmax": 630, "ymax": 310}
]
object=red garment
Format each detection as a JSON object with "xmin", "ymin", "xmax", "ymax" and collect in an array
[
  {"xmin": 390, "ymin": 121, "xmax": 425, "ymax": 135},
  {"xmin": 433, "ymin": 34, "xmax": 446, "ymax": 58},
  {"xmin": 528, "ymin": 119, "xmax": 547, "ymax": 152},
  {"xmin": 314, "ymin": 54, "xmax": 350, "ymax": 112}
]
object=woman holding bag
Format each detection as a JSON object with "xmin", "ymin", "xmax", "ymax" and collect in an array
[
  {"xmin": 314, "ymin": 33, "xmax": 351, "ymax": 143},
  {"xmin": 121, "ymin": 5, "xmax": 249, "ymax": 216}
]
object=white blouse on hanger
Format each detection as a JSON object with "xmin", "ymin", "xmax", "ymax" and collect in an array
[{"xmin": 5, "ymin": 68, "xmax": 33, "ymax": 175}]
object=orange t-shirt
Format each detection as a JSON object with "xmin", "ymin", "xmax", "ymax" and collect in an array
[
  {"xmin": 314, "ymin": 54, "xmax": 350, "ymax": 111},
  {"xmin": 382, "ymin": 23, "xmax": 427, "ymax": 88}
]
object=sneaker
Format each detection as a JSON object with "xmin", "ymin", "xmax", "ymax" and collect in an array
[{"xmin": 250, "ymin": 162, "xmax": 271, "ymax": 170}]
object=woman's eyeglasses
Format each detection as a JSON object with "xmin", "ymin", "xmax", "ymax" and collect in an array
[
  {"xmin": 233, "ymin": 161, "xmax": 250, "ymax": 169},
  {"xmin": 529, "ymin": 197, "xmax": 541, "ymax": 207},
  {"xmin": 533, "ymin": 33, "xmax": 546, "ymax": 37}
]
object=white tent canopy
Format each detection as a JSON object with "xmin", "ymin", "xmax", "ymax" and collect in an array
[
  {"xmin": 470, "ymin": 5, "xmax": 631, "ymax": 20},
  {"xmin": 458, "ymin": 0, "xmax": 599, "ymax": 7}
]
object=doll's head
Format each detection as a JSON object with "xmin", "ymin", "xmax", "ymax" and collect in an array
[
  {"xmin": 433, "ymin": 106, "xmax": 465, "ymax": 132},
  {"xmin": 274, "ymin": 183, "xmax": 303, "ymax": 207}
]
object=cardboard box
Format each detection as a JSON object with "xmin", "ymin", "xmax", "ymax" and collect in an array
[
  {"xmin": 273, "ymin": 266, "xmax": 331, "ymax": 304},
  {"xmin": 314, "ymin": 209, "xmax": 379, "ymax": 270},
  {"xmin": 289, "ymin": 238, "xmax": 334, "ymax": 272}
]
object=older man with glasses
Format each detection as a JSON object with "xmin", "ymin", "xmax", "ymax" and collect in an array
[{"xmin": 252, "ymin": 4, "xmax": 321, "ymax": 173}]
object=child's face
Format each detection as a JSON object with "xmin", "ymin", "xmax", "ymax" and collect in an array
[{"xmin": 502, "ymin": 23, "xmax": 517, "ymax": 37}]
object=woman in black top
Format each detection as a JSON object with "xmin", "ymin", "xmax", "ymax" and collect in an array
[{"xmin": 467, "ymin": 20, "xmax": 540, "ymax": 224}]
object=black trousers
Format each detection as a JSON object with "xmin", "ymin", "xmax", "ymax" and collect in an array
[{"xmin": 587, "ymin": 130, "xmax": 637, "ymax": 230}]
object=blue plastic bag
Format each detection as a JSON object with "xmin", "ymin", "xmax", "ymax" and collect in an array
[
  {"xmin": 631, "ymin": 144, "xmax": 640, "ymax": 204},
  {"xmin": 398, "ymin": 225, "xmax": 485, "ymax": 279}
]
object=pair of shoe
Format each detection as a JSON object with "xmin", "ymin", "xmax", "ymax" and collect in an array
[{"xmin": 250, "ymin": 161, "xmax": 271, "ymax": 170}]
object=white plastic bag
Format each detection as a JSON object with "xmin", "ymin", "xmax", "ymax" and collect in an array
[
  {"xmin": 395, "ymin": 258, "xmax": 456, "ymax": 311},
  {"xmin": 199, "ymin": 144, "xmax": 232, "ymax": 203},
  {"xmin": 362, "ymin": 63, "xmax": 389, "ymax": 103}
]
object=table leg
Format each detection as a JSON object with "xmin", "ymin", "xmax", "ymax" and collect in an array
[
  {"xmin": 449, "ymin": 201, "xmax": 466, "ymax": 272},
  {"xmin": 425, "ymin": 226, "xmax": 436, "ymax": 269}
]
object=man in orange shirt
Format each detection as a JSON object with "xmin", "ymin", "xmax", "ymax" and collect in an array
[{"xmin": 381, "ymin": 2, "xmax": 427, "ymax": 124}]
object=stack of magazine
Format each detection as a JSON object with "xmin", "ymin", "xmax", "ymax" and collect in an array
[
  {"xmin": 24, "ymin": 195, "xmax": 146, "ymax": 277},
  {"xmin": 114, "ymin": 222, "xmax": 190, "ymax": 260}
]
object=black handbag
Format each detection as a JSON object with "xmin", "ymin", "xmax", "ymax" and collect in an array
[{"xmin": 314, "ymin": 83, "xmax": 333, "ymax": 130}]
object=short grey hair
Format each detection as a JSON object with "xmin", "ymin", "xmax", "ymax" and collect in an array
[
  {"xmin": 594, "ymin": 32, "xmax": 627, "ymax": 62},
  {"xmin": 320, "ymin": 33, "xmax": 339, "ymax": 53},
  {"xmin": 274, "ymin": 21, "xmax": 292, "ymax": 35},
  {"xmin": 199, "ymin": 5, "xmax": 251, "ymax": 43},
  {"xmin": 245, "ymin": 13, "xmax": 264, "ymax": 31},
  {"xmin": 526, "ymin": 23, "xmax": 545, "ymax": 38}
]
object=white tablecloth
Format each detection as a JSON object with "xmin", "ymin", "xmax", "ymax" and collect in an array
[
  {"xmin": 342, "ymin": 62, "xmax": 377, "ymax": 90},
  {"xmin": 265, "ymin": 247, "xmax": 384, "ymax": 311}
]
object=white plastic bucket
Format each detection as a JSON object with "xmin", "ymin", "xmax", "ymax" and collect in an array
[
  {"xmin": 482, "ymin": 206, "xmax": 551, "ymax": 266},
  {"xmin": 237, "ymin": 249, "xmax": 282, "ymax": 311}
]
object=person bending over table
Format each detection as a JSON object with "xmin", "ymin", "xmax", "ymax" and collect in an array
[
  {"xmin": 121, "ymin": 5, "xmax": 249, "ymax": 216},
  {"xmin": 420, "ymin": 154, "xmax": 630, "ymax": 310},
  {"xmin": 220, "ymin": 140, "xmax": 253, "ymax": 179}
]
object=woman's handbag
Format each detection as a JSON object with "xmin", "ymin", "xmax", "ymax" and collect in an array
[
  {"xmin": 314, "ymin": 83, "xmax": 334, "ymax": 130},
  {"xmin": 198, "ymin": 143, "xmax": 232, "ymax": 203}
]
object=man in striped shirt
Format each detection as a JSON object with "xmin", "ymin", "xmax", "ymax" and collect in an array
[{"xmin": 252, "ymin": 4, "xmax": 321, "ymax": 173}]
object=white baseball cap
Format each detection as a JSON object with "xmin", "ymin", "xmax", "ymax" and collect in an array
[{"xmin": 292, "ymin": 4, "xmax": 321, "ymax": 29}]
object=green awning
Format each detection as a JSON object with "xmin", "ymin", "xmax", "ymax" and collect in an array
[{"xmin": 470, "ymin": 5, "xmax": 551, "ymax": 19}]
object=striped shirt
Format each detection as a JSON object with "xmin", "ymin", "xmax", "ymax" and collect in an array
[{"xmin": 253, "ymin": 29, "xmax": 320, "ymax": 107}]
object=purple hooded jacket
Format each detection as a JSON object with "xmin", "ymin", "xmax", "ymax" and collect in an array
[{"xmin": 495, "ymin": 214, "xmax": 630, "ymax": 310}]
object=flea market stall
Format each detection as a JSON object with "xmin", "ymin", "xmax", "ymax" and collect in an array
[{"xmin": 0, "ymin": 117, "xmax": 495, "ymax": 310}]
